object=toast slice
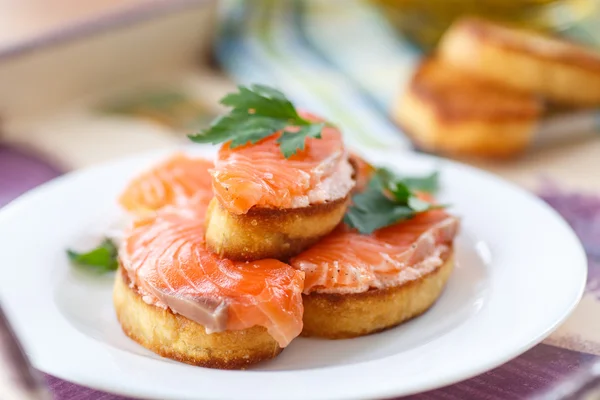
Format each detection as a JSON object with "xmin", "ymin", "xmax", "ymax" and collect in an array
[
  {"xmin": 301, "ymin": 249, "xmax": 454, "ymax": 338},
  {"xmin": 393, "ymin": 57, "xmax": 541, "ymax": 157},
  {"xmin": 438, "ymin": 17, "xmax": 600, "ymax": 107},
  {"xmin": 113, "ymin": 269, "xmax": 282, "ymax": 369},
  {"xmin": 205, "ymin": 195, "xmax": 350, "ymax": 261}
]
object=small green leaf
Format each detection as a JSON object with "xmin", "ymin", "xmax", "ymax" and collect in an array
[
  {"xmin": 408, "ymin": 196, "xmax": 432, "ymax": 212},
  {"xmin": 403, "ymin": 171, "xmax": 440, "ymax": 194},
  {"xmin": 277, "ymin": 123, "xmax": 324, "ymax": 158},
  {"xmin": 375, "ymin": 168, "xmax": 440, "ymax": 194},
  {"xmin": 344, "ymin": 168, "xmax": 445, "ymax": 234},
  {"xmin": 344, "ymin": 189, "xmax": 417, "ymax": 234},
  {"xmin": 220, "ymin": 85, "xmax": 298, "ymax": 120},
  {"xmin": 226, "ymin": 116, "xmax": 288, "ymax": 147},
  {"xmin": 189, "ymin": 84, "xmax": 325, "ymax": 157},
  {"xmin": 67, "ymin": 239, "xmax": 118, "ymax": 274}
]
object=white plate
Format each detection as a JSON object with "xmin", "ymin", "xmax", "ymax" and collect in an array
[{"xmin": 0, "ymin": 146, "xmax": 586, "ymax": 400}]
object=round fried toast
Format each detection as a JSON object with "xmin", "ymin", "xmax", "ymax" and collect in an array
[
  {"xmin": 301, "ymin": 250, "xmax": 454, "ymax": 339},
  {"xmin": 393, "ymin": 58, "xmax": 540, "ymax": 158},
  {"xmin": 113, "ymin": 269, "xmax": 282, "ymax": 369},
  {"xmin": 439, "ymin": 17, "xmax": 600, "ymax": 107},
  {"xmin": 204, "ymin": 196, "xmax": 350, "ymax": 261}
]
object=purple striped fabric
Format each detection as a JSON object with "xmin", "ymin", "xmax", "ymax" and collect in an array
[
  {"xmin": 2, "ymin": 143, "xmax": 598, "ymax": 400},
  {"xmin": 0, "ymin": 145, "xmax": 62, "ymax": 207},
  {"xmin": 44, "ymin": 375, "xmax": 132, "ymax": 400},
  {"xmin": 40, "ymin": 345, "xmax": 597, "ymax": 400}
]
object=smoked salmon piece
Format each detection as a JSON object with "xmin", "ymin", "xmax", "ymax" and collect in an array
[
  {"xmin": 119, "ymin": 153, "xmax": 213, "ymax": 216},
  {"xmin": 119, "ymin": 201, "xmax": 305, "ymax": 348},
  {"xmin": 290, "ymin": 210, "xmax": 459, "ymax": 295},
  {"xmin": 348, "ymin": 153, "xmax": 375, "ymax": 193},
  {"xmin": 211, "ymin": 116, "xmax": 353, "ymax": 215}
]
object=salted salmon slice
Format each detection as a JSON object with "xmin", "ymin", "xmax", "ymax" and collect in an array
[
  {"xmin": 211, "ymin": 114, "xmax": 352, "ymax": 215},
  {"xmin": 290, "ymin": 210, "xmax": 459, "ymax": 294},
  {"xmin": 348, "ymin": 153, "xmax": 375, "ymax": 193},
  {"xmin": 119, "ymin": 153, "xmax": 213, "ymax": 216},
  {"xmin": 119, "ymin": 201, "xmax": 305, "ymax": 348}
]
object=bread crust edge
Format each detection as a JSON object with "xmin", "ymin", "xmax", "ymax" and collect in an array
[
  {"xmin": 113, "ymin": 269, "xmax": 282, "ymax": 369},
  {"xmin": 301, "ymin": 250, "xmax": 454, "ymax": 339},
  {"xmin": 205, "ymin": 196, "xmax": 350, "ymax": 261}
]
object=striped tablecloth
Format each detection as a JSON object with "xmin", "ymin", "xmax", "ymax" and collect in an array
[{"xmin": 2, "ymin": 0, "xmax": 600, "ymax": 398}]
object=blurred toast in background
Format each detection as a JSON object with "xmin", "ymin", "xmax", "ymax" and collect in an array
[
  {"xmin": 438, "ymin": 17, "xmax": 600, "ymax": 107},
  {"xmin": 394, "ymin": 17, "xmax": 600, "ymax": 159},
  {"xmin": 393, "ymin": 58, "xmax": 541, "ymax": 157}
]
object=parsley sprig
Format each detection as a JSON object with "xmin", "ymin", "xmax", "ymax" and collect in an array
[
  {"xmin": 344, "ymin": 169, "xmax": 442, "ymax": 234},
  {"xmin": 67, "ymin": 238, "xmax": 119, "ymax": 274},
  {"xmin": 188, "ymin": 84, "xmax": 325, "ymax": 158}
]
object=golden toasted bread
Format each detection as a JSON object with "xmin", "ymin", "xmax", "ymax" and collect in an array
[
  {"xmin": 301, "ymin": 250, "xmax": 454, "ymax": 338},
  {"xmin": 393, "ymin": 58, "xmax": 541, "ymax": 157},
  {"xmin": 113, "ymin": 269, "xmax": 282, "ymax": 369},
  {"xmin": 204, "ymin": 196, "xmax": 350, "ymax": 261},
  {"xmin": 438, "ymin": 17, "xmax": 600, "ymax": 107}
]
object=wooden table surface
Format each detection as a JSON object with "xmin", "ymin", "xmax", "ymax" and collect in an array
[{"xmin": 0, "ymin": 0, "xmax": 163, "ymax": 54}]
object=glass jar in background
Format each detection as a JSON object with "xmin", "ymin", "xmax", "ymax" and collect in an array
[{"xmin": 371, "ymin": 0, "xmax": 599, "ymax": 51}]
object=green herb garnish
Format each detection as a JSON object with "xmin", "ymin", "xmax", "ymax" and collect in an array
[
  {"xmin": 188, "ymin": 84, "xmax": 325, "ymax": 158},
  {"xmin": 402, "ymin": 171, "xmax": 440, "ymax": 193},
  {"xmin": 67, "ymin": 239, "xmax": 118, "ymax": 274},
  {"xmin": 344, "ymin": 169, "xmax": 443, "ymax": 234}
]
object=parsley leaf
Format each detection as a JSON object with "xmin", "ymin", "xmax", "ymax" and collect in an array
[
  {"xmin": 344, "ymin": 168, "xmax": 443, "ymax": 234},
  {"xmin": 277, "ymin": 123, "xmax": 324, "ymax": 158},
  {"xmin": 220, "ymin": 84, "xmax": 297, "ymax": 118},
  {"xmin": 403, "ymin": 171, "xmax": 440, "ymax": 193},
  {"xmin": 188, "ymin": 84, "xmax": 326, "ymax": 157},
  {"xmin": 67, "ymin": 238, "xmax": 118, "ymax": 274},
  {"xmin": 377, "ymin": 168, "xmax": 440, "ymax": 195},
  {"xmin": 343, "ymin": 187, "xmax": 415, "ymax": 234}
]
